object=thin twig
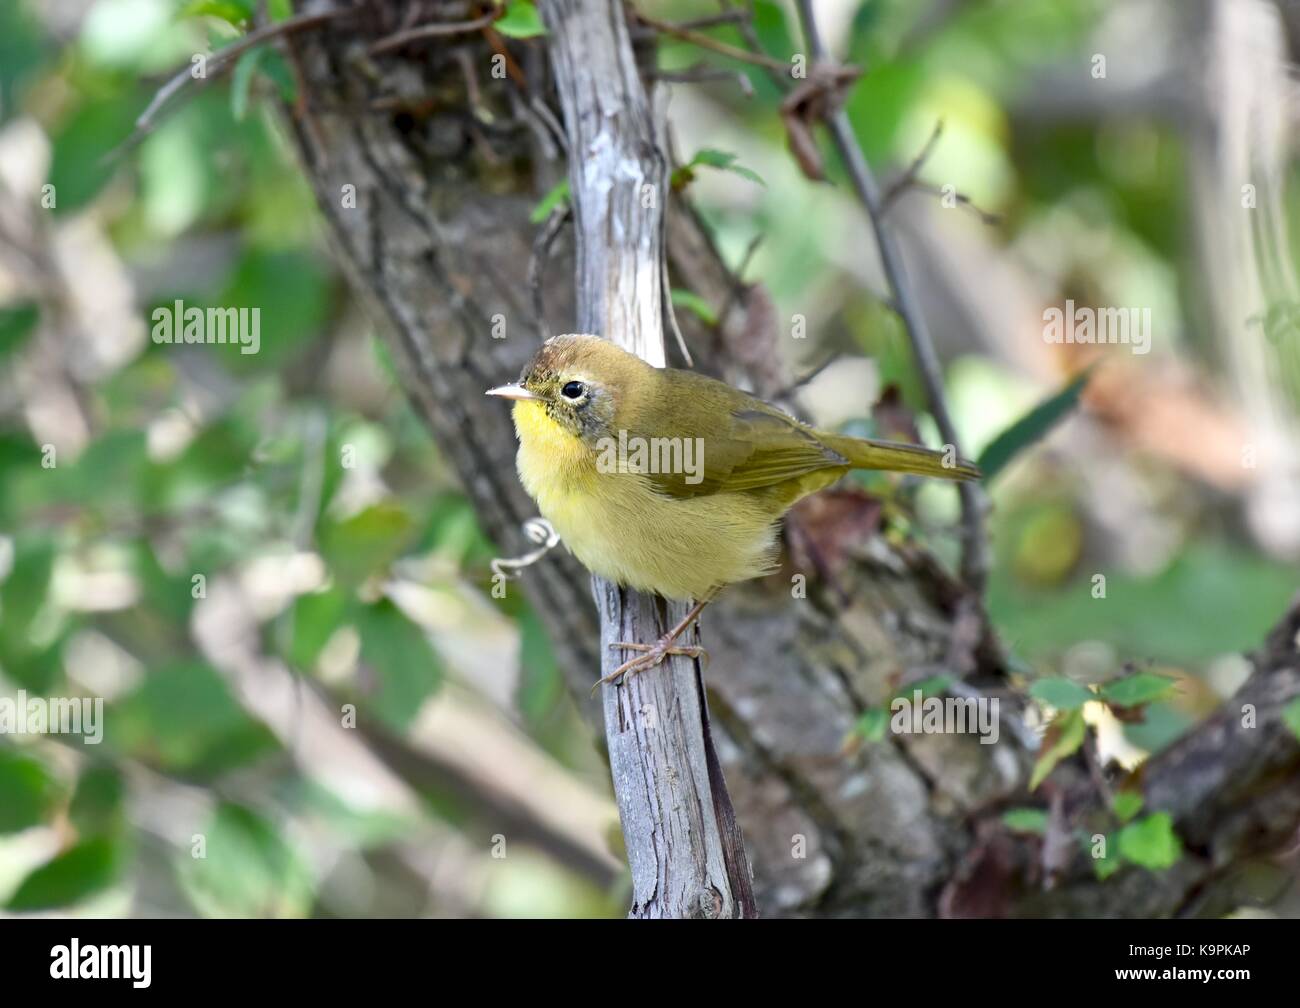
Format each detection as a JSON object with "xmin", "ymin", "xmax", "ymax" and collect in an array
[
  {"xmin": 771, "ymin": 348, "xmax": 842, "ymax": 400},
  {"xmin": 636, "ymin": 10, "xmax": 792, "ymax": 74},
  {"xmin": 369, "ymin": 11, "xmax": 501, "ymax": 55},
  {"xmin": 674, "ymin": 9, "xmax": 752, "ymax": 31},
  {"xmin": 528, "ymin": 203, "xmax": 571, "ymax": 342},
  {"xmin": 716, "ymin": 232, "xmax": 762, "ymax": 331},
  {"xmin": 907, "ymin": 182, "xmax": 1002, "ymax": 227},
  {"xmin": 109, "ymin": 8, "xmax": 350, "ymax": 162},
  {"xmin": 881, "ymin": 121, "xmax": 1000, "ymax": 226},
  {"xmin": 793, "ymin": 0, "xmax": 989, "ymax": 591},
  {"xmin": 650, "ymin": 63, "xmax": 755, "ymax": 97},
  {"xmin": 720, "ymin": 0, "xmax": 790, "ymax": 92},
  {"xmin": 880, "ymin": 119, "xmax": 945, "ymax": 209}
]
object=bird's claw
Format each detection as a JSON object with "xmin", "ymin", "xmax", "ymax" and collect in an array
[{"xmin": 590, "ymin": 639, "xmax": 709, "ymax": 695}]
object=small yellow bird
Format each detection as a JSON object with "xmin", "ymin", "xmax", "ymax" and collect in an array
[{"xmin": 487, "ymin": 334, "xmax": 979, "ymax": 688}]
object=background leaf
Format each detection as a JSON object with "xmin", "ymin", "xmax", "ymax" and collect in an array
[
  {"xmin": 1029, "ymin": 677, "xmax": 1093, "ymax": 711},
  {"xmin": 6, "ymin": 837, "xmax": 122, "ymax": 910},
  {"xmin": 977, "ymin": 369, "xmax": 1092, "ymax": 480}
]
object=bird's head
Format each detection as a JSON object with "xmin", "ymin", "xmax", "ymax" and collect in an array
[{"xmin": 486, "ymin": 334, "xmax": 646, "ymax": 446}]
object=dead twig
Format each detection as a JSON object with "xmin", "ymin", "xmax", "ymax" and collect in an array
[
  {"xmin": 881, "ymin": 121, "xmax": 1001, "ymax": 226},
  {"xmin": 649, "ymin": 63, "xmax": 755, "ymax": 97},
  {"xmin": 635, "ymin": 9, "xmax": 793, "ymax": 74},
  {"xmin": 528, "ymin": 202, "xmax": 571, "ymax": 341},
  {"xmin": 369, "ymin": 11, "xmax": 502, "ymax": 55},
  {"xmin": 880, "ymin": 120, "xmax": 946, "ymax": 208},
  {"xmin": 794, "ymin": 0, "xmax": 990, "ymax": 591},
  {"xmin": 109, "ymin": 8, "xmax": 351, "ymax": 162}
]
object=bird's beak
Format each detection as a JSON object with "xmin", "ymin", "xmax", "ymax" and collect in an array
[{"xmin": 485, "ymin": 383, "xmax": 541, "ymax": 402}]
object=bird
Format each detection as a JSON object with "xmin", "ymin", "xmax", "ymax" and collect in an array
[{"xmin": 487, "ymin": 334, "xmax": 979, "ymax": 690}]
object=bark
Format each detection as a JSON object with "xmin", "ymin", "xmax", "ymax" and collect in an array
[
  {"xmin": 539, "ymin": 0, "xmax": 756, "ymax": 918},
  {"xmin": 277, "ymin": 0, "xmax": 1300, "ymax": 917}
]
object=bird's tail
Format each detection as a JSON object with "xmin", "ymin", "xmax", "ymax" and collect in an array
[{"xmin": 820, "ymin": 434, "xmax": 981, "ymax": 482}]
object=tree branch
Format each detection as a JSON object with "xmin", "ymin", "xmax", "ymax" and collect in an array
[{"xmin": 539, "ymin": 0, "xmax": 757, "ymax": 919}]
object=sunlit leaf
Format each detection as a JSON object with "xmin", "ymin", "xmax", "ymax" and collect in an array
[
  {"xmin": 178, "ymin": 0, "xmax": 254, "ymax": 26},
  {"xmin": 529, "ymin": 178, "xmax": 569, "ymax": 223},
  {"xmin": 1112, "ymin": 790, "xmax": 1143, "ymax": 824},
  {"xmin": 177, "ymin": 802, "xmax": 313, "ymax": 918},
  {"xmin": 1028, "ymin": 677, "xmax": 1093, "ymax": 711},
  {"xmin": 1100, "ymin": 672, "xmax": 1177, "ymax": 708},
  {"xmin": 1001, "ymin": 807, "xmax": 1048, "ymax": 835},
  {"xmin": 1029, "ymin": 708, "xmax": 1086, "ymax": 790},
  {"xmin": 671, "ymin": 289, "xmax": 717, "ymax": 326},
  {"xmin": 1117, "ymin": 812, "xmax": 1181, "ymax": 870},
  {"xmin": 495, "ymin": 1, "xmax": 546, "ymax": 38},
  {"xmin": 854, "ymin": 707, "xmax": 888, "ymax": 742}
]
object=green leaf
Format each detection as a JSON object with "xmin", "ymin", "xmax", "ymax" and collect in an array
[
  {"xmin": 1281, "ymin": 696, "xmax": 1300, "ymax": 742},
  {"xmin": 1001, "ymin": 807, "xmax": 1048, "ymax": 835},
  {"xmin": 0, "ymin": 0, "xmax": 45, "ymax": 127},
  {"xmin": 1100, "ymin": 672, "xmax": 1177, "ymax": 708},
  {"xmin": 529, "ymin": 178, "xmax": 569, "ymax": 223},
  {"xmin": 1028, "ymin": 677, "xmax": 1093, "ymax": 711},
  {"xmin": 0, "ymin": 537, "xmax": 55, "ymax": 653},
  {"xmin": 112, "ymin": 661, "xmax": 278, "ymax": 776},
  {"xmin": 891, "ymin": 675, "xmax": 951, "ymax": 703},
  {"xmin": 694, "ymin": 148, "xmax": 765, "ymax": 185},
  {"xmin": 284, "ymin": 586, "xmax": 350, "ymax": 670},
  {"xmin": 178, "ymin": 0, "xmax": 255, "ymax": 25},
  {"xmin": 48, "ymin": 92, "xmax": 140, "ymax": 214},
  {"xmin": 230, "ymin": 46, "xmax": 265, "ymax": 121},
  {"xmin": 988, "ymin": 541, "xmax": 1298, "ymax": 667},
  {"xmin": 207, "ymin": 248, "xmax": 332, "ymax": 368},
  {"xmin": 0, "ymin": 750, "xmax": 58, "ymax": 834},
  {"xmin": 69, "ymin": 764, "xmax": 126, "ymax": 837},
  {"xmin": 976, "ymin": 369, "xmax": 1092, "ymax": 480},
  {"xmin": 320, "ymin": 502, "xmax": 416, "ymax": 588},
  {"xmin": 671, "ymin": 289, "xmax": 718, "ymax": 326},
  {"xmin": 357, "ymin": 599, "xmax": 443, "ymax": 731},
  {"xmin": 673, "ymin": 148, "xmax": 766, "ymax": 189},
  {"xmin": 1091, "ymin": 834, "xmax": 1121, "ymax": 880},
  {"xmin": 1117, "ymin": 812, "xmax": 1182, "ymax": 870},
  {"xmin": 177, "ymin": 802, "xmax": 313, "ymax": 918},
  {"xmin": 495, "ymin": 1, "xmax": 547, "ymax": 38},
  {"xmin": 1112, "ymin": 790, "xmax": 1143, "ymax": 824},
  {"xmin": 1029, "ymin": 708, "xmax": 1086, "ymax": 790},
  {"xmin": 0, "ymin": 302, "xmax": 39, "ymax": 360},
  {"xmin": 854, "ymin": 707, "xmax": 888, "ymax": 742},
  {"xmin": 6, "ymin": 837, "xmax": 122, "ymax": 910},
  {"xmin": 257, "ymin": 47, "xmax": 297, "ymax": 103}
]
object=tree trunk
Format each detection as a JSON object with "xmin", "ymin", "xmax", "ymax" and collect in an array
[{"xmin": 278, "ymin": 0, "xmax": 1300, "ymax": 917}]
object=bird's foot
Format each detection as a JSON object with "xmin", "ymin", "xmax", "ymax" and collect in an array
[{"xmin": 591, "ymin": 639, "xmax": 709, "ymax": 695}]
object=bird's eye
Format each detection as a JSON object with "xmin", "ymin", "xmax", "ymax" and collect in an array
[{"xmin": 561, "ymin": 380, "xmax": 585, "ymax": 400}]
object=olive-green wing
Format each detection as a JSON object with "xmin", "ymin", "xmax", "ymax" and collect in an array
[{"xmin": 619, "ymin": 369, "xmax": 848, "ymax": 500}]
